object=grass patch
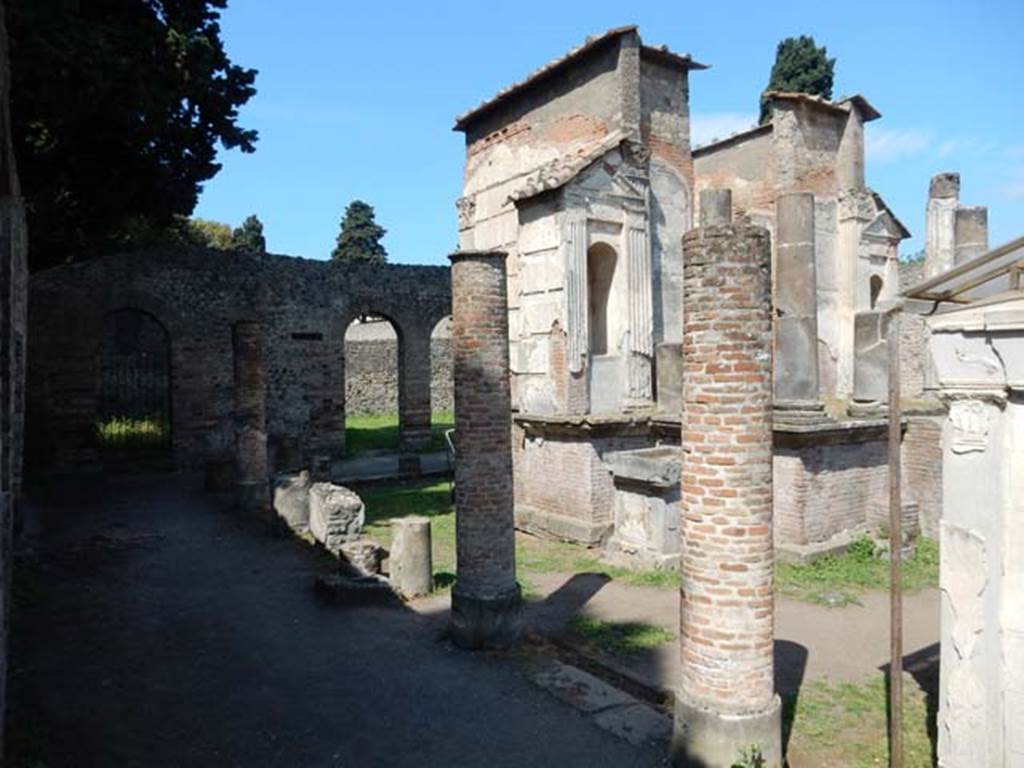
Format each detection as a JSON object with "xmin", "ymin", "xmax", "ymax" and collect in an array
[
  {"xmin": 358, "ymin": 478, "xmax": 676, "ymax": 594},
  {"xmin": 568, "ymin": 615, "xmax": 674, "ymax": 656},
  {"xmin": 96, "ymin": 416, "xmax": 168, "ymax": 450},
  {"xmin": 344, "ymin": 411, "xmax": 453, "ymax": 457},
  {"xmin": 784, "ymin": 677, "xmax": 934, "ymax": 767},
  {"xmin": 777, "ymin": 536, "xmax": 939, "ymax": 606}
]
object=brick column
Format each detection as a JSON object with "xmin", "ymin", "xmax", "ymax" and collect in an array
[
  {"xmin": 449, "ymin": 251, "xmax": 522, "ymax": 649},
  {"xmin": 673, "ymin": 222, "xmax": 781, "ymax": 767},
  {"xmin": 233, "ymin": 322, "xmax": 269, "ymax": 515}
]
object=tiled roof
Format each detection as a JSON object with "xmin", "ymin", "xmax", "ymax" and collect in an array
[
  {"xmin": 508, "ymin": 130, "xmax": 627, "ymax": 203},
  {"xmin": 454, "ymin": 26, "xmax": 706, "ymax": 131}
]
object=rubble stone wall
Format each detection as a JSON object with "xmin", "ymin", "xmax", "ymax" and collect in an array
[{"xmin": 28, "ymin": 248, "xmax": 450, "ymax": 472}]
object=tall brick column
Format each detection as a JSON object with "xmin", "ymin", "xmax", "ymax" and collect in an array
[
  {"xmin": 673, "ymin": 220, "xmax": 781, "ymax": 767},
  {"xmin": 449, "ymin": 251, "xmax": 522, "ymax": 649},
  {"xmin": 233, "ymin": 321, "xmax": 269, "ymax": 515}
]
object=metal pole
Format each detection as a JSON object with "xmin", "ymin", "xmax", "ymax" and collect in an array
[{"xmin": 887, "ymin": 308, "xmax": 903, "ymax": 768}]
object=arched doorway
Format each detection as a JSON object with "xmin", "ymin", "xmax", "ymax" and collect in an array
[
  {"xmin": 343, "ymin": 314, "xmax": 401, "ymax": 456},
  {"xmin": 97, "ymin": 309, "xmax": 172, "ymax": 464}
]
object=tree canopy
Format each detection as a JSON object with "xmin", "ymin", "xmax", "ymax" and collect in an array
[
  {"xmin": 230, "ymin": 214, "xmax": 266, "ymax": 253},
  {"xmin": 9, "ymin": 0, "xmax": 258, "ymax": 271},
  {"xmin": 331, "ymin": 201, "xmax": 387, "ymax": 264},
  {"xmin": 759, "ymin": 36, "xmax": 835, "ymax": 123}
]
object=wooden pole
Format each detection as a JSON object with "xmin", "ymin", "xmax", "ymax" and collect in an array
[{"xmin": 887, "ymin": 308, "xmax": 903, "ymax": 768}]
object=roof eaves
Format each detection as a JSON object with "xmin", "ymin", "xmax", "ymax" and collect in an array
[{"xmin": 453, "ymin": 26, "xmax": 637, "ymax": 132}]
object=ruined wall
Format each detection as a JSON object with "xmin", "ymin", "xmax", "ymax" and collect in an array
[
  {"xmin": 773, "ymin": 434, "xmax": 889, "ymax": 546},
  {"xmin": 344, "ymin": 335, "xmax": 453, "ymax": 415},
  {"xmin": 512, "ymin": 419, "xmax": 649, "ymax": 544},
  {"xmin": 693, "ymin": 127, "xmax": 774, "ymax": 228},
  {"xmin": 459, "ymin": 38, "xmax": 627, "ymax": 254},
  {"xmin": 28, "ymin": 249, "xmax": 450, "ymax": 472}
]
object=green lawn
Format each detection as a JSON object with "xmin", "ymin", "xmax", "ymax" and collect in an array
[
  {"xmin": 360, "ymin": 480, "xmax": 938, "ymax": 606},
  {"xmin": 776, "ymin": 536, "xmax": 939, "ymax": 606},
  {"xmin": 344, "ymin": 411, "xmax": 453, "ymax": 457}
]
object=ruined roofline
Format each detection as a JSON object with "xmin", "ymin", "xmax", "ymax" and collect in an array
[
  {"xmin": 692, "ymin": 121, "xmax": 771, "ymax": 157},
  {"xmin": 453, "ymin": 25, "xmax": 707, "ymax": 132},
  {"xmin": 764, "ymin": 90, "xmax": 882, "ymax": 122},
  {"xmin": 869, "ymin": 190, "xmax": 912, "ymax": 240}
]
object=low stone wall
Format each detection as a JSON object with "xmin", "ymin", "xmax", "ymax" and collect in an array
[{"xmin": 773, "ymin": 426, "xmax": 889, "ymax": 547}]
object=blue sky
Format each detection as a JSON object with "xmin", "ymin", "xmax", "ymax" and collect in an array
[{"xmin": 195, "ymin": 0, "xmax": 1024, "ymax": 264}]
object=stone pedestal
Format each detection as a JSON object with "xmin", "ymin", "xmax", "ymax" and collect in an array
[
  {"xmin": 604, "ymin": 447, "xmax": 681, "ymax": 570},
  {"xmin": 390, "ymin": 516, "xmax": 432, "ymax": 598},
  {"xmin": 674, "ymin": 223, "xmax": 781, "ymax": 767},
  {"xmin": 272, "ymin": 469, "xmax": 311, "ymax": 533},
  {"xmin": 925, "ymin": 172, "xmax": 960, "ymax": 279},
  {"xmin": 449, "ymin": 251, "xmax": 522, "ymax": 649}
]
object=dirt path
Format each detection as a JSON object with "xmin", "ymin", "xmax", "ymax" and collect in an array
[
  {"xmin": 9, "ymin": 474, "xmax": 665, "ymax": 768},
  {"xmin": 423, "ymin": 571, "xmax": 940, "ymax": 696}
]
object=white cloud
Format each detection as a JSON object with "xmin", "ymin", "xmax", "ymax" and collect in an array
[
  {"xmin": 1000, "ymin": 166, "xmax": 1024, "ymax": 200},
  {"xmin": 690, "ymin": 112, "xmax": 759, "ymax": 147},
  {"xmin": 865, "ymin": 127, "xmax": 932, "ymax": 164},
  {"xmin": 935, "ymin": 137, "xmax": 996, "ymax": 159}
]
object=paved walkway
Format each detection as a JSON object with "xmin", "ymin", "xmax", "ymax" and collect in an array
[
  {"xmin": 10, "ymin": 474, "xmax": 663, "ymax": 768},
  {"xmin": 332, "ymin": 451, "xmax": 449, "ymax": 483}
]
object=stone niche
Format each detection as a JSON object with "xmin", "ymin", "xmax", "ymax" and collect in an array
[{"xmin": 603, "ymin": 446, "xmax": 681, "ymax": 569}]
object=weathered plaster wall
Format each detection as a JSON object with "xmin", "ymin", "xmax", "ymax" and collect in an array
[
  {"xmin": 28, "ymin": 249, "xmax": 450, "ymax": 472},
  {"xmin": 693, "ymin": 128, "xmax": 774, "ymax": 229}
]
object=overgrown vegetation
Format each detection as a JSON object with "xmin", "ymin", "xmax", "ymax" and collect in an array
[
  {"xmin": 344, "ymin": 411, "xmax": 453, "ymax": 457},
  {"xmin": 776, "ymin": 536, "xmax": 939, "ymax": 606},
  {"xmin": 784, "ymin": 677, "xmax": 934, "ymax": 767},
  {"xmin": 568, "ymin": 615, "xmax": 674, "ymax": 656},
  {"xmin": 96, "ymin": 417, "xmax": 168, "ymax": 451}
]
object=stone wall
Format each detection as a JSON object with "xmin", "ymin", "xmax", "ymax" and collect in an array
[
  {"xmin": 0, "ymin": 0, "xmax": 27, "ymax": 758},
  {"xmin": 27, "ymin": 248, "xmax": 450, "ymax": 473},
  {"xmin": 343, "ymin": 320, "xmax": 452, "ymax": 416}
]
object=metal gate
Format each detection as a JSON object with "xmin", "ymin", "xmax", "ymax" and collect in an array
[{"xmin": 98, "ymin": 309, "xmax": 172, "ymax": 453}]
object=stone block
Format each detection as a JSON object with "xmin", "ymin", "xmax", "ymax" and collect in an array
[
  {"xmin": 308, "ymin": 482, "xmax": 365, "ymax": 555},
  {"xmin": 852, "ymin": 311, "xmax": 890, "ymax": 404},
  {"xmin": 339, "ymin": 539, "xmax": 383, "ymax": 576},
  {"xmin": 272, "ymin": 470, "xmax": 311, "ymax": 533}
]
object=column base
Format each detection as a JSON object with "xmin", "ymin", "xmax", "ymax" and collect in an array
[
  {"xmin": 450, "ymin": 583, "xmax": 523, "ymax": 650},
  {"xmin": 671, "ymin": 693, "xmax": 782, "ymax": 768}
]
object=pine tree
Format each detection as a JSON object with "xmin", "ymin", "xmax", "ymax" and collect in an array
[
  {"xmin": 759, "ymin": 36, "xmax": 836, "ymax": 123},
  {"xmin": 331, "ymin": 201, "xmax": 387, "ymax": 264},
  {"xmin": 230, "ymin": 214, "xmax": 266, "ymax": 253}
]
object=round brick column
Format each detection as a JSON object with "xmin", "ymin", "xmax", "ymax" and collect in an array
[
  {"xmin": 672, "ymin": 224, "xmax": 781, "ymax": 767},
  {"xmin": 449, "ymin": 251, "xmax": 522, "ymax": 649},
  {"xmin": 233, "ymin": 321, "xmax": 269, "ymax": 516}
]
